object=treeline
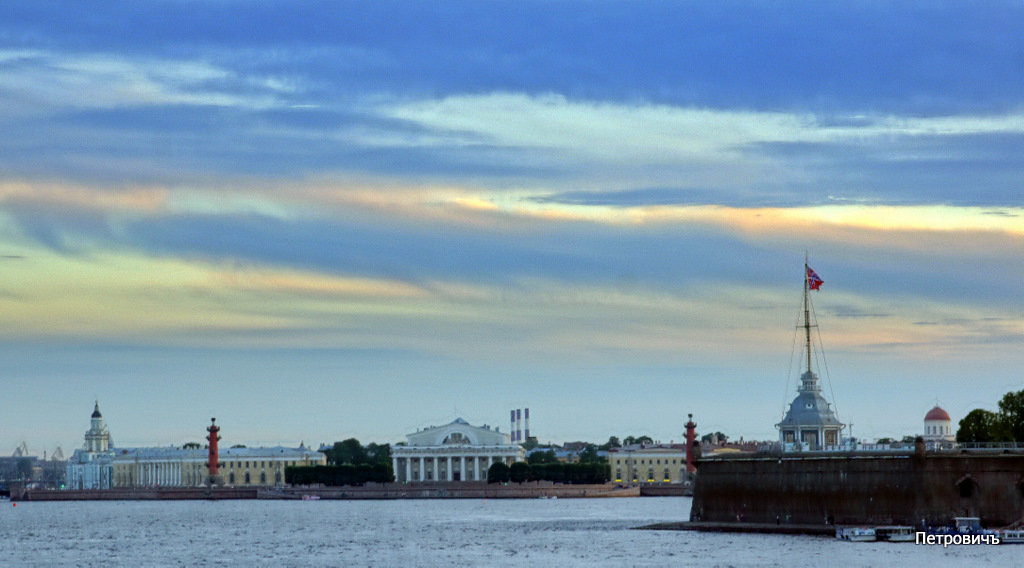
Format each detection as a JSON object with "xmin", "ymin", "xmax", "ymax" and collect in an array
[
  {"xmin": 487, "ymin": 461, "xmax": 608, "ymax": 484},
  {"xmin": 286, "ymin": 463, "xmax": 392, "ymax": 486},
  {"xmin": 286, "ymin": 438, "xmax": 395, "ymax": 486},
  {"xmin": 322, "ymin": 438, "xmax": 391, "ymax": 467},
  {"xmin": 957, "ymin": 389, "xmax": 1024, "ymax": 443}
]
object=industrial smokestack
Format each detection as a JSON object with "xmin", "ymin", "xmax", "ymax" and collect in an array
[
  {"xmin": 525, "ymin": 407, "xmax": 530, "ymax": 440},
  {"xmin": 516, "ymin": 408, "xmax": 522, "ymax": 443},
  {"xmin": 510, "ymin": 410, "xmax": 516, "ymax": 442}
]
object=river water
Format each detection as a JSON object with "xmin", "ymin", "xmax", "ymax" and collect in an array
[{"xmin": 0, "ymin": 497, "xmax": 1016, "ymax": 567}]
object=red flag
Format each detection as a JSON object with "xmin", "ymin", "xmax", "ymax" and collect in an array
[{"xmin": 806, "ymin": 266, "xmax": 823, "ymax": 291}]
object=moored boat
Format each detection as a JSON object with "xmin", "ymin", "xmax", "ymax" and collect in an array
[
  {"xmin": 875, "ymin": 526, "xmax": 915, "ymax": 542},
  {"xmin": 998, "ymin": 529, "xmax": 1024, "ymax": 544},
  {"xmin": 836, "ymin": 527, "xmax": 876, "ymax": 542}
]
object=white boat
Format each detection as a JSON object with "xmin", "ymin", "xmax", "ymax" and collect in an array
[
  {"xmin": 875, "ymin": 526, "xmax": 915, "ymax": 542},
  {"xmin": 836, "ymin": 527, "xmax": 876, "ymax": 542},
  {"xmin": 999, "ymin": 529, "xmax": 1024, "ymax": 544}
]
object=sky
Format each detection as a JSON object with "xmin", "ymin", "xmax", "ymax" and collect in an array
[{"xmin": 2, "ymin": 2, "xmax": 1023, "ymax": 455}]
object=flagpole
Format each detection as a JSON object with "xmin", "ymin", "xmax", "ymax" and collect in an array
[{"xmin": 804, "ymin": 254, "xmax": 812, "ymax": 375}]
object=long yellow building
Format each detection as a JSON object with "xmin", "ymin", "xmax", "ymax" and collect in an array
[{"xmin": 112, "ymin": 445, "xmax": 325, "ymax": 488}]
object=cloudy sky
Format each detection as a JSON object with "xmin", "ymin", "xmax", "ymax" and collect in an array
[{"xmin": 2, "ymin": 2, "xmax": 1023, "ymax": 455}]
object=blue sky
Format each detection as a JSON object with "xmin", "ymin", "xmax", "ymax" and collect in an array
[{"xmin": 1, "ymin": 2, "xmax": 1023, "ymax": 455}]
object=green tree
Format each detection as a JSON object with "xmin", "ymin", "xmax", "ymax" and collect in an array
[
  {"xmin": 365, "ymin": 443, "xmax": 391, "ymax": 466},
  {"xmin": 599, "ymin": 436, "xmax": 621, "ymax": 450},
  {"xmin": 527, "ymin": 449, "xmax": 558, "ymax": 464},
  {"xmin": 332, "ymin": 438, "xmax": 368, "ymax": 465},
  {"xmin": 957, "ymin": 409, "xmax": 1011, "ymax": 443},
  {"xmin": 509, "ymin": 461, "xmax": 531, "ymax": 483},
  {"xmin": 487, "ymin": 462, "xmax": 510, "ymax": 483},
  {"xmin": 182, "ymin": 442, "xmax": 201, "ymax": 449},
  {"xmin": 700, "ymin": 432, "xmax": 729, "ymax": 444},
  {"xmin": 998, "ymin": 390, "xmax": 1024, "ymax": 441},
  {"xmin": 578, "ymin": 444, "xmax": 604, "ymax": 464}
]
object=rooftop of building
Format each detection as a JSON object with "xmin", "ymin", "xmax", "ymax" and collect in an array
[
  {"xmin": 925, "ymin": 406, "xmax": 951, "ymax": 421},
  {"xmin": 112, "ymin": 445, "xmax": 322, "ymax": 460}
]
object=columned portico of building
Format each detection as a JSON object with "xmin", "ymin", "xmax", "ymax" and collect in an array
[
  {"xmin": 390, "ymin": 452, "xmax": 519, "ymax": 483},
  {"xmin": 391, "ymin": 418, "xmax": 525, "ymax": 483}
]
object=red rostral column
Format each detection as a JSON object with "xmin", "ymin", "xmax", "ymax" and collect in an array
[
  {"xmin": 206, "ymin": 417, "xmax": 221, "ymax": 476},
  {"xmin": 685, "ymin": 413, "xmax": 697, "ymax": 473}
]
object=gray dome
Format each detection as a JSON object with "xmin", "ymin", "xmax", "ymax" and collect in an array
[{"xmin": 777, "ymin": 371, "xmax": 843, "ymax": 428}]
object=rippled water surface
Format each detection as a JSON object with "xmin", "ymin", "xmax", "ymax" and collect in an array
[{"xmin": 0, "ymin": 497, "xmax": 1016, "ymax": 567}]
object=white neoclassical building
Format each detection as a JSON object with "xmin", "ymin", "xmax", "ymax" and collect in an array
[
  {"xmin": 66, "ymin": 402, "xmax": 116, "ymax": 489},
  {"xmin": 392, "ymin": 418, "xmax": 524, "ymax": 482}
]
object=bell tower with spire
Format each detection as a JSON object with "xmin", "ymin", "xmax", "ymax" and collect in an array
[{"xmin": 85, "ymin": 400, "xmax": 110, "ymax": 453}]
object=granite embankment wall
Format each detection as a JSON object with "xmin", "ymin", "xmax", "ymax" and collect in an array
[
  {"xmin": 690, "ymin": 452, "xmax": 1024, "ymax": 527},
  {"xmin": 16, "ymin": 481, "xmax": 634, "ymax": 501},
  {"xmin": 292, "ymin": 481, "xmax": 631, "ymax": 499},
  {"xmin": 19, "ymin": 487, "xmax": 258, "ymax": 501}
]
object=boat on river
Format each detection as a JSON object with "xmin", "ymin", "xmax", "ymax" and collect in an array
[
  {"xmin": 875, "ymin": 526, "xmax": 915, "ymax": 542},
  {"xmin": 836, "ymin": 527, "xmax": 876, "ymax": 542},
  {"xmin": 998, "ymin": 529, "xmax": 1024, "ymax": 544}
]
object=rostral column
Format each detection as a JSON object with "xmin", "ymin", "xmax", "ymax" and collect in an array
[{"xmin": 207, "ymin": 418, "xmax": 221, "ymax": 477}]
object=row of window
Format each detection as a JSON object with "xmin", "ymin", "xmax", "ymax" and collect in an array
[
  {"xmin": 224, "ymin": 460, "xmax": 302, "ymax": 469},
  {"xmin": 613, "ymin": 458, "xmax": 680, "ymax": 466},
  {"xmin": 111, "ymin": 470, "xmax": 285, "ymax": 486},
  {"xmin": 110, "ymin": 459, "xmax": 306, "ymax": 475},
  {"xmin": 614, "ymin": 469, "xmax": 678, "ymax": 482},
  {"xmin": 228, "ymin": 471, "xmax": 282, "ymax": 485}
]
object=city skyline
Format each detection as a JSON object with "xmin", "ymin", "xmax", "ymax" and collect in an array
[{"xmin": 2, "ymin": 3, "xmax": 1023, "ymax": 454}]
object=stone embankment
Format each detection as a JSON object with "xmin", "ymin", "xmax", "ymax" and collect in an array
[{"xmin": 15, "ymin": 481, "xmax": 641, "ymax": 501}]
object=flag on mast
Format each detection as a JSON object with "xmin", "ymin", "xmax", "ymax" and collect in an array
[{"xmin": 806, "ymin": 266, "xmax": 824, "ymax": 291}]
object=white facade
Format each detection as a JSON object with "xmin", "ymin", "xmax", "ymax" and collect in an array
[
  {"xmin": 66, "ymin": 402, "xmax": 115, "ymax": 489},
  {"xmin": 392, "ymin": 418, "xmax": 524, "ymax": 482},
  {"xmin": 923, "ymin": 406, "xmax": 954, "ymax": 442}
]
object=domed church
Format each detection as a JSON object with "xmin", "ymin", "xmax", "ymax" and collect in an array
[{"xmin": 923, "ymin": 405, "xmax": 954, "ymax": 442}]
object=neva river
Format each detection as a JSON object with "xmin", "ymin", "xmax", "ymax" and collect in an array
[{"xmin": 0, "ymin": 497, "xmax": 1016, "ymax": 567}]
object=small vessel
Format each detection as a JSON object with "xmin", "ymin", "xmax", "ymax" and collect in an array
[
  {"xmin": 301, "ymin": 494, "xmax": 320, "ymax": 501},
  {"xmin": 926, "ymin": 517, "xmax": 998, "ymax": 538},
  {"xmin": 954, "ymin": 517, "xmax": 996, "ymax": 536},
  {"xmin": 836, "ymin": 527, "xmax": 877, "ymax": 542},
  {"xmin": 998, "ymin": 529, "xmax": 1024, "ymax": 544},
  {"xmin": 875, "ymin": 526, "xmax": 915, "ymax": 542}
]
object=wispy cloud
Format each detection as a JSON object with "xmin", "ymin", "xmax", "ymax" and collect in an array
[
  {"xmin": 0, "ymin": 50, "xmax": 291, "ymax": 118},
  {"xmin": 370, "ymin": 92, "xmax": 1024, "ymax": 162}
]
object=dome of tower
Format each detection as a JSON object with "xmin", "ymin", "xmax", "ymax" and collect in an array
[
  {"xmin": 91, "ymin": 401, "xmax": 102, "ymax": 418},
  {"xmin": 924, "ymin": 406, "xmax": 950, "ymax": 422}
]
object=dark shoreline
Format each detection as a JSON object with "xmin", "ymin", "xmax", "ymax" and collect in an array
[
  {"xmin": 13, "ymin": 481, "xmax": 690, "ymax": 501},
  {"xmin": 636, "ymin": 521, "xmax": 835, "ymax": 536}
]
